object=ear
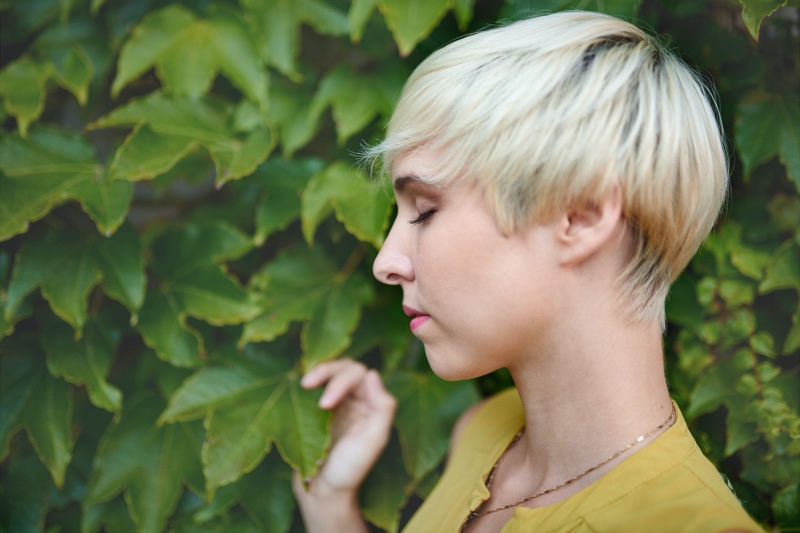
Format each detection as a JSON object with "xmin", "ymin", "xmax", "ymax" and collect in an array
[{"xmin": 556, "ymin": 186, "xmax": 625, "ymax": 267}]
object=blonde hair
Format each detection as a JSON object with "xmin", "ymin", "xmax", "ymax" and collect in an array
[{"xmin": 365, "ymin": 11, "xmax": 728, "ymax": 326}]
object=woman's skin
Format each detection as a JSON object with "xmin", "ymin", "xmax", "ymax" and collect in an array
[{"xmin": 293, "ymin": 150, "xmax": 674, "ymax": 533}]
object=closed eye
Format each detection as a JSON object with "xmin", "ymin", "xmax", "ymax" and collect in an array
[{"xmin": 409, "ymin": 210, "xmax": 436, "ymax": 225}]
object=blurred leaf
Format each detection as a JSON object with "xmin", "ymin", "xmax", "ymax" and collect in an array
[
  {"xmin": 41, "ymin": 315, "xmax": 123, "ymax": 414},
  {"xmin": 785, "ymin": 310, "xmax": 800, "ymax": 355},
  {"xmin": 0, "ymin": 447, "xmax": 55, "ymax": 532},
  {"xmin": 773, "ymin": 482, "xmax": 800, "ymax": 526},
  {"xmin": 158, "ymin": 349, "xmax": 330, "ymax": 497},
  {"xmin": 310, "ymin": 64, "xmax": 404, "ymax": 144},
  {"xmin": 501, "ymin": 0, "xmax": 643, "ymax": 19},
  {"xmin": 52, "ymin": 45, "xmax": 94, "ymax": 105},
  {"xmin": 666, "ymin": 274, "xmax": 704, "ymax": 328},
  {"xmin": 267, "ymin": 78, "xmax": 322, "ymax": 156},
  {"xmin": 453, "ymin": 0, "xmax": 475, "ymax": 29},
  {"xmin": 0, "ymin": 346, "xmax": 74, "ymax": 488},
  {"xmin": 349, "ymin": 0, "xmax": 378, "ymax": 42},
  {"xmin": 252, "ymin": 157, "xmax": 322, "ymax": 246},
  {"xmin": 137, "ymin": 289, "xmax": 206, "ymax": 368},
  {"xmin": 736, "ymin": 93, "xmax": 800, "ymax": 188},
  {"xmin": 739, "ymin": 0, "xmax": 787, "ymax": 40},
  {"xmin": 82, "ymin": 496, "xmax": 137, "ymax": 533},
  {"xmin": 750, "ymin": 331, "xmax": 776, "ymax": 358},
  {"xmin": 301, "ymin": 161, "xmax": 393, "ymax": 247},
  {"xmin": 688, "ymin": 356, "xmax": 746, "ymax": 418},
  {"xmin": 378, "ymin": 0, "xmax": 451, "ymax": 56},
  {"xmin": 302, "ymin": 273, "xmax": 374, "ymax": 366},
  {"xmin": 242, "ymin": 0, "xmax": 348, "ymax": 80},
  {"xmin": 361, "ymin": 437, "xmax": 411, "ymax": 533},
  {"xmin": 759, "ymin": 240, "xmax": 800, "ymax": 294},
  {"xmin": 4, "ymin": 226, "xmax": 144, "ymax": 335},
  {"xmin": 85, "ymin": 391, "xmax": 203, "ymax": 533},
  {"xmin": 0, "ymin": 127, "xmax": 133, "ymax": 240},
  {"xmin": 719, "ymin": 278, "xmax": 756, "ymax": 308},
  {"xmin": 388, "ymin": 371, "xmax": 480, "ymax": 481},
  {"xmin": 94, "ymin": 93, "xmax": 275, "ymax": 186},
  {"xmin": 112, "ymin": 5, "xmax": 268, "ymax": 109},
  {"xmin": 0, "ymin": 57, "xmax": 51, "ymax": 136}
]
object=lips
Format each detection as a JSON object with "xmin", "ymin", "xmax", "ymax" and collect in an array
[{"xmin": 403, "ymin": 305, "xmax": 431, "ymax": 333}]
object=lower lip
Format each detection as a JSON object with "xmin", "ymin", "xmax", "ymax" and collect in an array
[{"xmin": 410, "ymin": 315, "xmax": 431, "ymax": 332}]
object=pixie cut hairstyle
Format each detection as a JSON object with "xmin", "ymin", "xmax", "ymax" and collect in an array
[{"xmin": 367, "ymin": 11, "xmax": 727, "ymax": 326}]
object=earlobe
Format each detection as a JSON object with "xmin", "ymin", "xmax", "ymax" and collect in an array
[{"xmin": 558, "ymin": 187, "xmax": 624, "ymax": 266}]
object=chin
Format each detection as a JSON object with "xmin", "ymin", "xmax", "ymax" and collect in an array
[{"xmin": 425, "ymin": 349, "xmax": 487, "ymax": 382}]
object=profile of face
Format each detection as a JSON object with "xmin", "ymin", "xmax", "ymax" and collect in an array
[{"xmin": 372, "ymin": 150, "xmax": 565, "ymax": 380}]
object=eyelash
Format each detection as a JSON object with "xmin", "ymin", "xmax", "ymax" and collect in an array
[{"xmin": 409, "ymin": 210, "xmax": 436, "ymax": 225}]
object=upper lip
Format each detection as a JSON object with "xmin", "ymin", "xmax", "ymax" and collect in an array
[{"xmin": 402, "ymin": 305, "xmax": 428, "ymax": 317}]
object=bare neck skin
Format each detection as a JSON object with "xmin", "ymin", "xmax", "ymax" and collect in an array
[{"xmin": 464, "ymin": 202, "xmax": 673, "ymax": 532}]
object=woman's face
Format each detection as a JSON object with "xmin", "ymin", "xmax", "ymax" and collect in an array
[{"xmin": 373, "ymin": 150, "xmax": 563, "ymax": 380}]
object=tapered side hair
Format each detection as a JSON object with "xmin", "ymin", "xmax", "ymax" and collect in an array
[{"xmin": 364, "ymin": 10, "xmax": 728, "ymax": 327}]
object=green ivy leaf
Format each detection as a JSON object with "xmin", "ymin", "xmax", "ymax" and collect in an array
[
  {"xmin": 687, "ymin": 356, "xmax": 746, "ymax": 418},
  {"xmin": 0, "ymin": 126, "xmax": 133, "ymax": 240},
  {"xmin": 759, "ymin": 240, "xmax": 800, "ymax": 294},
  {"xmin": 719, "ymin": 278, "xmax": 756, "ymax": 308},
  {"xmin": 378, "ymin": 0, "xmax": 452, "ymax": 56},
  {"xmin": 112, "ymin": 5, "xmax": 268, "ymax": 109},
  {"xmin": 739, "ymin": 0, "xmax": 787, "ymax": 40},
  {"xmin": 301, "ymin": 161, "xmax": 393, "ymax": 247},
  {"xmin": 0, "ymin": 344, "xmax": 74, "ymax": 488},
  {"xmin": 51, "ymin": 45, "xmax": 94, "ymax": 106},
  {"xmin": 388, "ymin": 371, "xmax": 480, "ymax": 481},
  {"xmin": 772, "ymin": 482, "xmax": 800, "ymax": 526},
  {"xmin": 310, "ymin": 64, "xmax": 404, "ymax": 144},
  {"xmin": 158, "ymin": 349, "xmax": 330, "ymax": 497},
  {"xmin": 268, "ymin": 77, "xmax": 323, "ymax": 157},
  {"xmin": 302, "ymin": 274, "xmax": 374, "ymax": 367},
  {"xmin": 139, "ymin": 224, "xmax": 258, "ymax": 366},
  {"xmin": 82, "ymin": 496, "xmax": 137, "ymax": 533},
  {"xmin": 736, "ymin": 93, "xmax": 800, "ymax": 188},
  {"xmin": 93, "ymin": 93, "xmax": 275, "ymax": 186},
  {"xmin": 784, "ymin": 309, "xmax": 800, "ymax": 355},
  {"xmin": 241, "ymin": 246, "xmax": 374, "ymax": 366},
  {"xmin": 0, "ymin": 58, "xmax": 51, "ymax": 136},
  {"xmin": 0, "ymin": 447, "xmax": 56, "ymax": 532},
  {"xmin": 85, "ymin": 391, "xmax": 204, "ymax": 533},
  {"xmin": 252, "ymin": 157, "xmax": 322, "ymax": 246},
  {"xmin": 453, "ymin": 0, "xmax": 475, "ymax": 29},
  {"xmin": 137, "ymin": 289, "xmax": 205, "ymax": 368},
  {"xmin": 501, "ymin": 0, "xmax": 643, "ymax": 20},
  {"xmin": 349, "ymin": 0, "xmax": 378, "ymax": 43},
  {"xmin": 40, "ymin": 315, "xmax": 123, "ymax": 414},
  {"xmin": 241, "ymin": 0, "xmax": 348, "ymax": 80},
  {"xmin": 4, "ymin": 226, "xmax": 145, "ymax": 335},
  {"xmin": 360, "ymin": 437, "xmax": 411, "ymax": 533}
]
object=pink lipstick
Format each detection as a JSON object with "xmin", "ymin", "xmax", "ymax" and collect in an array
[{"xmin": 403, "ymin": 305, "xmax": 431, "ymax": 332}]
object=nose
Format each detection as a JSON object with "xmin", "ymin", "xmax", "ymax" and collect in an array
[{"xmin": 373, "ymin": 221, "xmax": 414, "ymax": 285}]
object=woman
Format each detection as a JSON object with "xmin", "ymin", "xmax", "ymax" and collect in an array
[{"xmin": 292, "ymin": 11, "xmax": 762, "ymax": 533}]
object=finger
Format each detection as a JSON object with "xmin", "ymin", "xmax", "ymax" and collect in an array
[
  {"xmin": 318, "ymin": 362, "xmax": 369, "ymax": 409},
  {"xmin": 301, "ymin": 359, "xmax": 364, "ymax": 389},
  {"xmin": 364, "ymin": 370, "xmax": 397, "ymax": 413}
]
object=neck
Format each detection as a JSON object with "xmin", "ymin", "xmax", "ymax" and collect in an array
[{"xmin": 506, "ymin": 310, "xmax": 672, "ymax": 503}]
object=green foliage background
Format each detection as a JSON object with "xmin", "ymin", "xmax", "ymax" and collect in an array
[{"xmin": 0, "ymin": 0, "xmax": 797, "ymax": 531}]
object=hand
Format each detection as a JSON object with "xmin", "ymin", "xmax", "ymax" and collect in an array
[{"xmin": 293, "ymin": 359, "xmax": 397, "ymax": 497}]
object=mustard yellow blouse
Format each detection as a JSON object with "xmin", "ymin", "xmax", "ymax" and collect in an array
[{"xmin": 402, "ymin": 388, "xmax": 762, "ymax": 533}]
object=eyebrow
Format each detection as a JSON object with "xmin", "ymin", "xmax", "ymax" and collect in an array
[{"xmin": 393, "ymin": 175, "xmax": 424, "ymax": 193}]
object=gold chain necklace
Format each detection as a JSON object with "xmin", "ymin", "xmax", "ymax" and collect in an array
[{"xmin": 464, "ymin": 404, "xmax": 676, "ymax": 525}]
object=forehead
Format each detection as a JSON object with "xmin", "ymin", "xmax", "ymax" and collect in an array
[{"xmin": 391, "ymin": 149, "xmax": 443, "ymax": 194}]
